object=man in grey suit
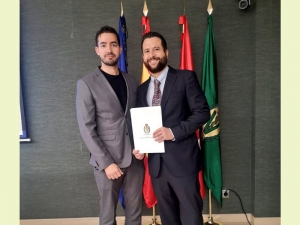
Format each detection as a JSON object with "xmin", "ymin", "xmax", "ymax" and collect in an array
[{"xmin": 76, "ymin": 26, "xmax": 144, "ymax": 225}]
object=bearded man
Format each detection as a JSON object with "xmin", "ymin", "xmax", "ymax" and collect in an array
[
  {"xmin": 76, "ymin": 25, "xmax": 144, "ymax": 225},
  {"xmin": 132, "ymin": 31, "xmax": 210, "ymax": 225}
]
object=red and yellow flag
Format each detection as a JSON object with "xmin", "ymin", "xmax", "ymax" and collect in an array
[
  {"xmin": 141, "ymin": 16, "xmax": 151, "ymax": 83},
  {"xmin": 141, "ymin": 3, "xmax": 157, "ymax": 208}
]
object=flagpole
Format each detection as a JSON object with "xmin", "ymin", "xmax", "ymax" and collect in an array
[
  {"xmin": 143, "ymin": 205, "xmax": 160, "ymax": 225},
  {"xmin": 203, "ymin": 1, "xmax": 223, "ymax": 225},
  {"xmin": 141, "ymin": 3, "xmax": 159, "ymax": 224},
  {"xmin": 204, "ymin": 190, "xmax": 223, "ymax": 225},
  {"xmin": 148, "ymin": 205, "xmax": 161, "ymax": 225}
]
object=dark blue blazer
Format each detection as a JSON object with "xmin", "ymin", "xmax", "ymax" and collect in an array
[{"xmin": 137, "ymin": 66, "xmax": 210, "ymax": 178}]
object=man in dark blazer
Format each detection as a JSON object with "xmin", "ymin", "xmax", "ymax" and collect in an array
[
  {"xmin": 133, "ymin": 31, "xmax": 210, "ymax": 225},
  {"xmin": 76, "ymin": 26, "xmax": 144, "ymax": 225}
]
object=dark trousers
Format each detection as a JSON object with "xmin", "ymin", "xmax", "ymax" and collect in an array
[{"xmin": 151, "ymin": 158, "xmax": 203, "ymax": 225}]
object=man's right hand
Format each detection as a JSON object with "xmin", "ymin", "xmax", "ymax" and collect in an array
[
  {"xmin": 132, "ymin": 149, "xmax": 145, "ymax": 160},
  {"xmin": 104, "ymin": 163, "xmax": 124, "ymax": 180}
]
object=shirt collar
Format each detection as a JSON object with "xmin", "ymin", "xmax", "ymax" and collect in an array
[{"xmin": 150, "ymin": 66, "xmax": 169, "ymax": 83}]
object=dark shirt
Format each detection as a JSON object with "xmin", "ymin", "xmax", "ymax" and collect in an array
[{"xmin": 100, "ymin": 67, "xmax": 127, "ymax": 112}]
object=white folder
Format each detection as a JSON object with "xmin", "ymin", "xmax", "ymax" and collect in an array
[{"xmin": 130, "ymin": 106, "xmax": 165, "ymax": 153}]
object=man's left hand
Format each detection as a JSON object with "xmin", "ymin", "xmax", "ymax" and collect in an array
[{"xmin": 153, "ymin": 127, "xmax": 174, "ymax": 143}]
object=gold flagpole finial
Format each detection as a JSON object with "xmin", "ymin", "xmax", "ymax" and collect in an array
[
  {"xmin": 143, "ymin": 0, "xmax": 148, "ymax": 17},
  {"xmin": 121, "ymin": 1, "xmax": 124, "ymax": 16},
  {"xmin": 207, "ymin": 0, "xmax": 213, "ymax": 15}
]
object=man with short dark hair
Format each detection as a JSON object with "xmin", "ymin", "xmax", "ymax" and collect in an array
[
  {"xmin": 76, "ymin": 25, "xmax": 144, "ymax": 225},
  {"xmin": 133, "ymin": 31, "xmax": 210, "ymax": 225}
]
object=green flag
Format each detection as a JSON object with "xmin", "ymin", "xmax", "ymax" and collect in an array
[{"xmin": 201, "ymin": 14, "xmax": 223, "ymax": 206}]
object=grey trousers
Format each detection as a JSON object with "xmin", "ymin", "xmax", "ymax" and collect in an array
[{"xmin": 93, "ymin": 158, "xmax": 144, "ymax": 225}]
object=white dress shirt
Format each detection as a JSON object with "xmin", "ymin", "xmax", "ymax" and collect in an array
[{"xmin": 146, "ymin": 66, "xmax": 169, "ymax": 106}]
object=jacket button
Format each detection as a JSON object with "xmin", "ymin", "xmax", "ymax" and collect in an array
[{"xmin": 126, "ymin": 132, "xmax": 128, "ymax": 135}]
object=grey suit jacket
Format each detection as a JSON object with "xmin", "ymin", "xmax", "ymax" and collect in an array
[{"xmin": 76, "ymin": 67, "xmax": 138, "ymax": 171}]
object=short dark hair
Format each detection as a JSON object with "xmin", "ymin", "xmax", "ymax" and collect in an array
[
  {"xmin": 141, "ymin": 31, "xmax": 168, "ymax": 52},
  {"xmin": 95, "ymin": 25, "xmax": 120, "ymax": 47}
]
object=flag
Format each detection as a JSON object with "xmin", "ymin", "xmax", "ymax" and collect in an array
[
  {"xmin": 119, "ymin": 187, "xmax": 125, "ymax": 209},
  {"xmin": 179, "ymin": 15, "xmax": 206, "ymax": 199},
  {"xmin": 179, "ymin": 15, "xmax": 194, "ymax": 71},
  {"xmin": 118, "ymin": 14, "xmax": 127, "ymax": 209},
  {"xmin": 141, "ymin": 7, "xmax": 157, "ymax": 208},
  {"xmin": 201, "ymin": 13, "xmax": 222, "ymax": 206},
  {"xmin": 143, "ymin": 155, "xmax": 157, "ymax": 208},
  {"xmin": 141, "ymin": 16, "xmax": 151, "ymax": 83},
  {"xmin": 118, "ymin": 15, "xmax": 127, "ymax": 73}
]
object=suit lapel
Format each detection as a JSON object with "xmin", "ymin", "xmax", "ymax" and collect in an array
[
  {"xmin": 141, "ymin": 78, "xmax": 151, "ymax": 107},
  {"xmin": 161, "ymin": 67, "xmax": 177, "ymax": 110},
  {"xmin": 95, "ymin": 68, "xmax": 123, "ymax": 113},
  {"xmin": 121, "ymin": 72, "xmax": 130, "ymax": 114}
]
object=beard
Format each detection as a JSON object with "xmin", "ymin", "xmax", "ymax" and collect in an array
[
  {"xmin": 144, "ymin": 55, "xmax": 168, "ymax": 74},
  {"xmin": 101, "ymin": 53, "xmax": 119, "ymax": 66}
]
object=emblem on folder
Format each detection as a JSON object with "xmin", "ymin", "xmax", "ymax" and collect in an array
[{"xmin": 144, "ymin": 124, "xmax": 150, "ymax": 134}]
